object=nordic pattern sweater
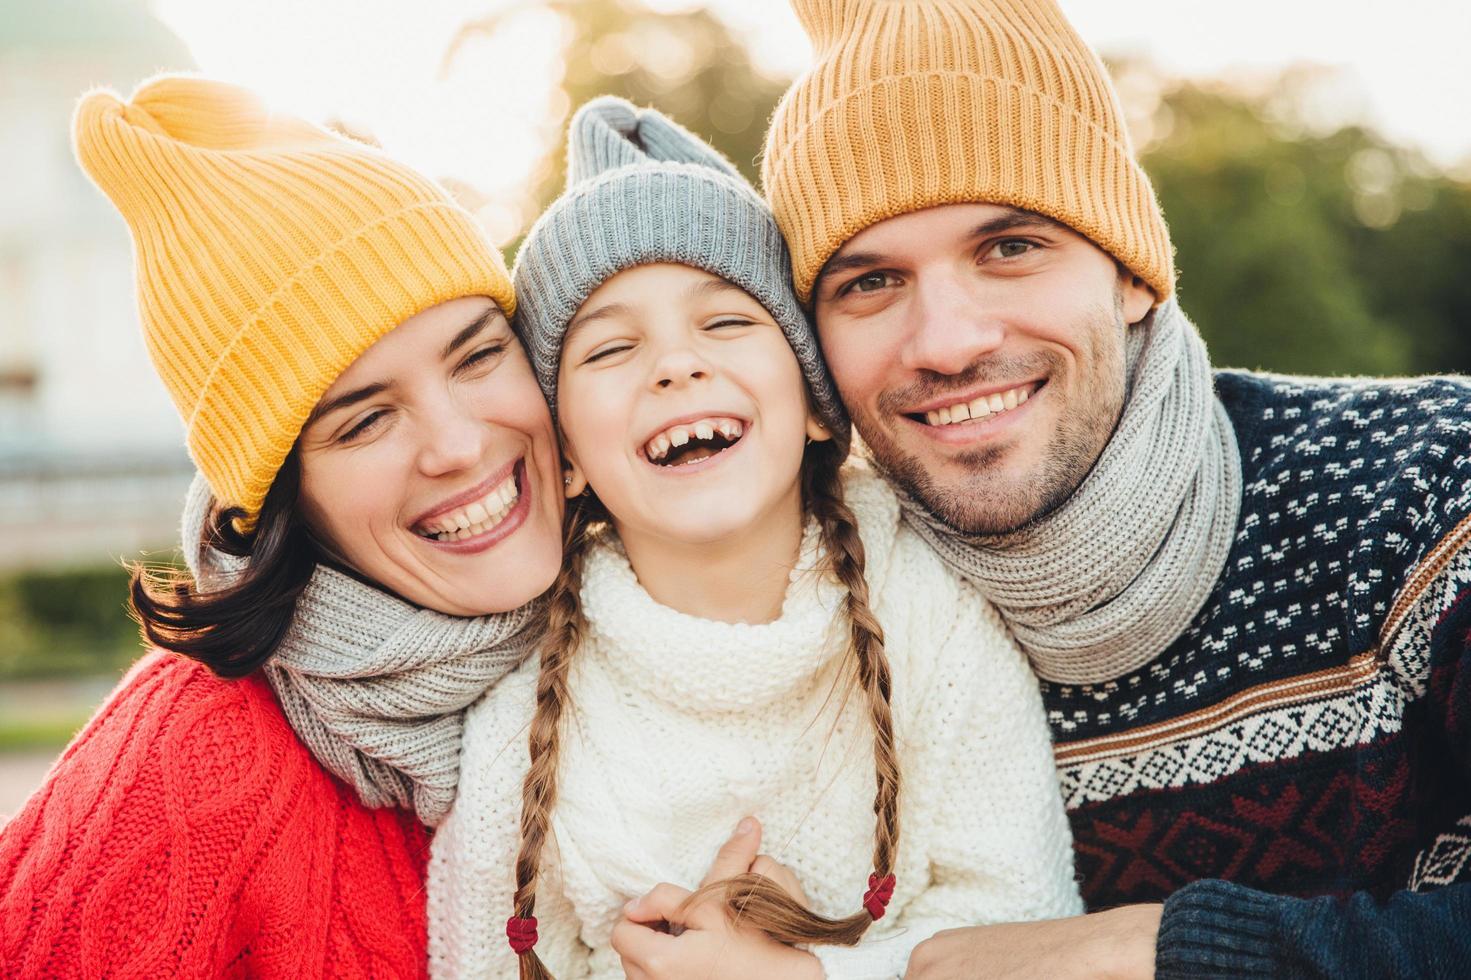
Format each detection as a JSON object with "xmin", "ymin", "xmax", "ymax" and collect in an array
[{"xmin": 1049, "ymin": 371, "xmax": 1471, "ymax": 978}]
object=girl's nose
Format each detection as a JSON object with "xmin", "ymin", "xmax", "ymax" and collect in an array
[{"xmin": 651, "ymin": 346, "xmax": 711, "ymax": 390}]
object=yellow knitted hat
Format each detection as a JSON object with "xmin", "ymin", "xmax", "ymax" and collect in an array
[
  {"xmin": 73, "ymin": 75, "xmax": 517, "ymax": 527},
  {"xmin": 762, "ymin": 0, "xmax": 1175, "ymax": 303}
]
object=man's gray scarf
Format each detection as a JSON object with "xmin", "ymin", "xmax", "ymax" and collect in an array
[
  {"xmin": 897, "ymin": 301, "xmax": 1242, "ymax": 686},
  {"xmin": 181, "ymin": 476, "xmax": 542, "ymax": 826}
]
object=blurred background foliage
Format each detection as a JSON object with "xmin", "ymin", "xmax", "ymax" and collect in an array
[{"xmin": 6, "ymin": 0, "xmax": 1468, "ymax": 692}]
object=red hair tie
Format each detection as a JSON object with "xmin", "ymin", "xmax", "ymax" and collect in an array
[
  {"xmin": 506, "ymin": 915, "xmax": 539, "ymax": 955},
  {"xmin": 862, "ymin": 873, "xmax": 896, "ymax": 919}
]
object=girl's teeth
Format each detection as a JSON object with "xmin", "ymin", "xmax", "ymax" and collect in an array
[
  {"xmin": 694, "ymin": 422, "xmax": 713, "ymax": 440},
  {"xmin": 670, "ymin": 428, "xmax": 690, "ymax": 447}
]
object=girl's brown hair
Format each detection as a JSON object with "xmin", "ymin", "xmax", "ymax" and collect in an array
[
  {"xmin": 128, "ymin": 447, "xmax": 318, "ymax": 678},
  {"xmin": 511, "ymin": 438, "xmax": 900, "ymax": 978}
]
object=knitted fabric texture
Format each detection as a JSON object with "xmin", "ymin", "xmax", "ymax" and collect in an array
[
  {"xmin": 1046, "ymin": 372, "xmax": 1471, "ymax": 972},
  {"xmin": 181, "ymin": 473, "xmax": 542, "ymax": 826},
  {"xmin": 897, "ymin": 301, "xmax": 1242, "ymax": 684},
  {"xmin": 762, "ymin": 0, "xmax": 1174, "ymax": 302},
  {"xmin": 72, "ymin": 74, "xmax": 516, "ymax": 526},
  {"xmin": 429, "ymin": 465, "xmax": 1081, "ymax": 979},
  {"xmin": 512, "ymin": 95, "xmax": 847, "ymax": 441},
  {"xmin": 0, "ymin": 652, "xmax": 433, "ymax": 977}
]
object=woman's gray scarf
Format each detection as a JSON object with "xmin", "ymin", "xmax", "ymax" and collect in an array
[
  {"xmin": 897, "ymin": 301, "xmax": 1242, "ymax": 686},
  {"xmin": 181, "ymin": 476, "xmax": 542, "ymax": 826}
]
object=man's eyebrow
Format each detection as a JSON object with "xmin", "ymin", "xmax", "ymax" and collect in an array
[
  {"xmin": 440, "ymin": 307, "xmax": 499, "ymax": 360},
  {"xmin": 815, "ymin": 207, "xmax": 1064, "ymax": 291},
  {"xmin": 307, "ymin": 381, "xmax": 389, "ymax": 426},
  {"xmin": 966, "ymin": 207, "xmax": 1064, "ymax": 239}
]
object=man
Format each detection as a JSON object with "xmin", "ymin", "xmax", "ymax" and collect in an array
[{"xmin": 754, "ymin": 0, "xmax": 1471, "ymax": 976}]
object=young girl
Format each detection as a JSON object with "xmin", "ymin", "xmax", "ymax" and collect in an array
[{"xmin": 428, "ymin": 97, "xmax": 1081, "ymax": 979}]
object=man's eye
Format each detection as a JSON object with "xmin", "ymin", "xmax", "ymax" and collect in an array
[
  {"xmin": 848, "ymin": 272, "xmax": 892, "ymax": 294},
  {"xmin": 994, "ymin": 240, "xmax": 1037, "ymax": 259}
]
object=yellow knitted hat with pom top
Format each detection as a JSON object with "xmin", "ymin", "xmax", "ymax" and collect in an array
[
  {"xmin": 762, "ymin": 0, "xmax": 1175, "ymax": 303},
  {"xmin": 72, "ymin": 74, "xmax": 516, "ymax": 527}
]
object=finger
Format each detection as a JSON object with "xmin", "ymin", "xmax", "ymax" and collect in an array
[
  {"xmin": 623, "ymin": 882, "xmax": 696, "ymax": 926},
  {"xmin": 750, "ymin": 855, "xmax": 809, "ymax": 905},
  {"xmin": 610, "ymin": 917, "xmax": 675, "ymax": 978},
  {"xmin": 699, "ymin": 816, "xmax": 764, "ymax": 888}
]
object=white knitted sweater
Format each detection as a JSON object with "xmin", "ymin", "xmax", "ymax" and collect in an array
[{"xmin": 428, "ymin": 466, "xmax": 1081, "ymax": 979}]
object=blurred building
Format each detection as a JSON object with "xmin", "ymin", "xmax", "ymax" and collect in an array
[{"xmin": 0, "ymin": 1, "xmax": 195, "ymax": 570}]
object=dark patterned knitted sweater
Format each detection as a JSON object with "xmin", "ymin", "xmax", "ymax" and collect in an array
[{"xmin": 1045, "ymin": 370, "xmax": 1471, "ymax": 978}]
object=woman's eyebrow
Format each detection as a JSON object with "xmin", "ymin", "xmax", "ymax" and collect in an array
[
  {"xmin": 440, "ymin": 308, "xmax": 499, "ymax": 360},
  {"xmin": 307, "ymin": 382, "xmax": 389, "ymax": 426}
]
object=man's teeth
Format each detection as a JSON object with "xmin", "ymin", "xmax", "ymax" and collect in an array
[
  {"xmin": 644, "ymin": 417, "xmax": 744, "ymax": 462},
  {"xmin": 418, "ymin": 473, "xmax": 520, "ymax": 541},
  {"xmin": 924, "ymin": 384, "xmax": 1033, "ymax": 427}
]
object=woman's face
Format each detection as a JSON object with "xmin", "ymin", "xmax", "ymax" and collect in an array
[{"xmin": 296, "ymin": 296, "xmax": 563, "ymax": 616}]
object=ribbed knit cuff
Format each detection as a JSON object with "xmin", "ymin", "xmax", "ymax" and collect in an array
[{"xmin": 1155, "ymin": 879, "xmax": 1282, "ymax": 979}]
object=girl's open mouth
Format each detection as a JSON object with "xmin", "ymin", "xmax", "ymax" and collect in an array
[{"xmin": 641, "ymin": 416, "xmax": 745, "ymax": 467}]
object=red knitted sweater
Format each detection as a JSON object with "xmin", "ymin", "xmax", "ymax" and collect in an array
[{"xmin": 0, "ymin": 651, "xmax": 432, "ymax": 978}]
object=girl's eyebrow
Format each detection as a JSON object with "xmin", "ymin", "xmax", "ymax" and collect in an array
[{"xmin": 567, "ymin": 301, "xmax": 632, "ymax": 340}]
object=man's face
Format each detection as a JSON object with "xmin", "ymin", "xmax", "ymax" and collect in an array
[{"xmin": 812, "ymin": 203, "xmax": 1156, "ymax": 534}]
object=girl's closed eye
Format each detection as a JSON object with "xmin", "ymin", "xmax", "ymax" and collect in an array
[{"xmin": 582, "ymin": 340, "xmax": 635, "ymax": 365}]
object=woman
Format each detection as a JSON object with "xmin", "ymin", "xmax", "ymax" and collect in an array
[{"xmin": 0, "ymin": 75, "xmax": 564, "ymax": 978}]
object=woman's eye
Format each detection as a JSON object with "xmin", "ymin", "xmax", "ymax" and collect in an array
[
  {"xmin": 338, "ymin": 410, "xmax": 386, "ymax": 444},
  {"xmin": 458, "ymin": 342, "xmax": 506, "ymax": 373}
]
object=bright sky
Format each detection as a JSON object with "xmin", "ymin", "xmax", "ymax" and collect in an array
[{"xmin": 152, "ymin": 0, "xmax": 1471, "ymax": 243}]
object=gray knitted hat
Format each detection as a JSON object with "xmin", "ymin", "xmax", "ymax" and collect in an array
[{"xmin": 512, "ymin": 95, "xmax": 847, "ymax": 443}]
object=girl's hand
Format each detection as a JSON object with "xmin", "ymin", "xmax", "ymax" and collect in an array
[
  {"xmin": 610, "ymin": 816, "xmax": 824, "ymax": 980},
  {"xmin": 611, "ymin": 882, "xmax": 824, "ymax": 980}
]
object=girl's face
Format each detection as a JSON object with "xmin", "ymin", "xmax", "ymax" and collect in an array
[
  {"xmin": 558, "ymin": 264, "xmax": 827, "ymax": 548},
  {"xmin": 296, "ymin": 296, "xmax": 564, "ymax": 616}
]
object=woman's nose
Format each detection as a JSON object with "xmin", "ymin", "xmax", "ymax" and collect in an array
[{"xmin": 416, "ymin": 402, "xmax": 486, "ymax": 477}]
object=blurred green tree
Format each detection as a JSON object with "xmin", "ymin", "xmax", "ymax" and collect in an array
[{"xmin": 1140, "ymin": 71, "xmax": 1471, "ymax": 375}]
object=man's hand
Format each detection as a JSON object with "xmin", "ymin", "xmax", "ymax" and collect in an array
[
  {"xmin": 904, "ymin": 905, "xmax": 1163, "ymax": 980},
  {"xmin": 610, "ymin": 817, "xmax": 823, "ymax": 980}
]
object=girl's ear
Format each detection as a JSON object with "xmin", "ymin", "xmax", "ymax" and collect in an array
[
  {"xmin": 805, "ymin": 414, "xmax": 833, "ymax": 444},
  {"xmin": 562, "ymin": 454, "xmax": 589, "ymax": 499}
]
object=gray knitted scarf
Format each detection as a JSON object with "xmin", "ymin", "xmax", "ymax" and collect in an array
[
  {"xmin": 181, "ymin": 475, "xmax": 543, "ymax": 826},
  {"xmin": 897, "ymin": 301, "xmax": 1242, "ymax": 686}
]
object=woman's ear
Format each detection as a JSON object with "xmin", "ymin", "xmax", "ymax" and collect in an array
[
  {"xmin": 805, "ymin": 414, "xmax": 833, "ymax": 444},
  {"xmin": 562, "ymin": 454, "xmax": 589, "ymax": 499}
]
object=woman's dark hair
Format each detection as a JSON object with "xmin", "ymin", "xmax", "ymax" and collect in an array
[{"xmin": 129, "ymin": 447, "xmax": 318, "ymax": 678}]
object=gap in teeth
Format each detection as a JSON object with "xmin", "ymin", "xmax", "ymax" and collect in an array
[
  {"xmin": 644, "ymin": 417, "xmax": 743, "ymax": 462},
  {"xmin": 923, "ymin": 384, "xmax": 1033, "ymax": 427},
  {"xmin": 420, "ymin": 474, "xmax": 519, "ymax": 539}
]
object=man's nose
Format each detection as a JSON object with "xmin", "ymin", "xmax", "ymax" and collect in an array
[{"xmin": 901, "ymin": 275, "xmax": 1006, "ymax": 376}]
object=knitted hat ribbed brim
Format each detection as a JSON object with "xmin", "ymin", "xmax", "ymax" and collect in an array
[
  {"xmin": 763, "ymin": 0, "xmax": 1175, "ymax": 304},
  {"xmin": 72, "ymin": 74, "xmax": 517, "ymax": 526}
]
